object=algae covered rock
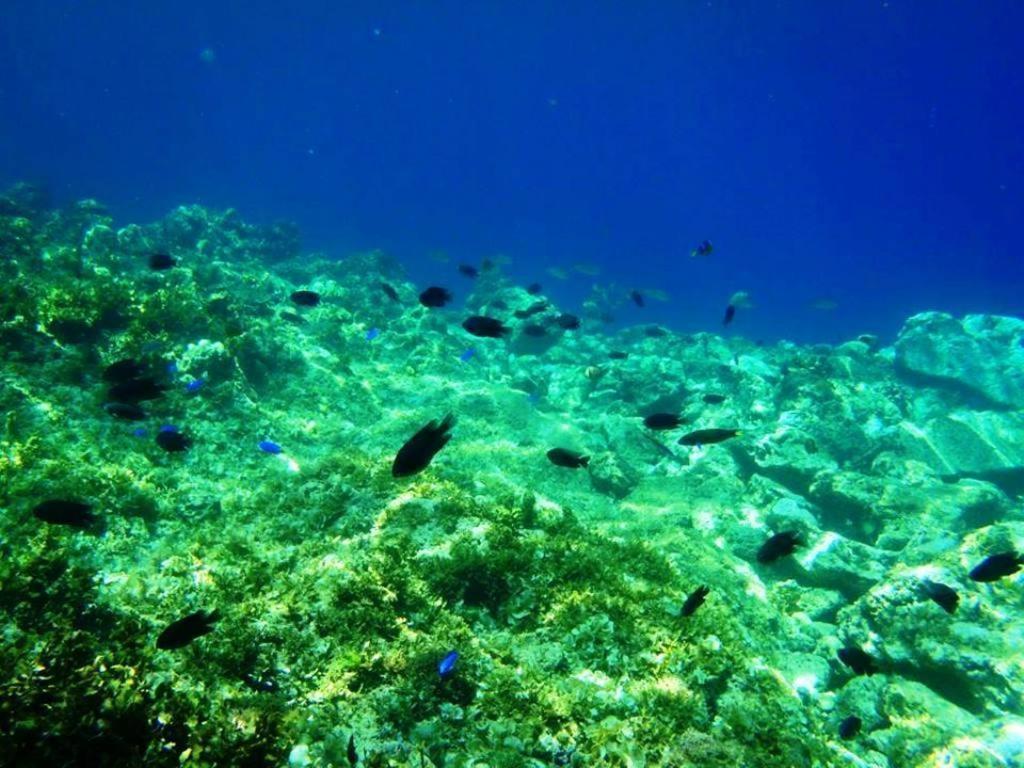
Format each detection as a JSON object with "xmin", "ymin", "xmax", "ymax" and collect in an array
[{"xmin": 894, "ymin": 312, "xmax": 1024, "ymax": 409}]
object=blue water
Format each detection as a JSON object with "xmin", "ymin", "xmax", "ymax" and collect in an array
[{"xmin": 2, "ymin": 1, "xmax": 1021, "ymax": 343}]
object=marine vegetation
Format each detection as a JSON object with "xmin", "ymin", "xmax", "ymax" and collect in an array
[{"xmin": 1, "ymin": 186, "xmax": 1022, "ymax": 767}]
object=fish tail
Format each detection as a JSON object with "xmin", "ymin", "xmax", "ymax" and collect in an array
[{"xmin": 580, "ymin": 456, "xmax": 590, "ymax": 468}]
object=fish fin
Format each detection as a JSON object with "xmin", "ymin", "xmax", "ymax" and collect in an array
[{"xmin": 580, "ymin": 456, "xmax": 590, "ymax": 467}]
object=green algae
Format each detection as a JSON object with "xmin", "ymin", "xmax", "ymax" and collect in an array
[{"xmin": 0, "ymin": 186, "xmax": 1022, "ymax": 767}]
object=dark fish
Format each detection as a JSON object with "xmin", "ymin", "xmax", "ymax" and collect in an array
[
  {"xmin": 104, "ymin": 401, "xmax": 147, "ymax": 421},
  {"xmin": 644, "ymin": 413, "xmax": 684, "ymax": 430},
  {"xmin": 438, "ymin": 650, "xmax": 459, "ymax": 678},
  {"xmin": 149, "ymin": 253, "xmax": 177, "ymax": 270},
  {"xmin": 838, "ymin": 715, "xmax": 862, "ymax": 740},
  {"xmin": 108, "ymin": 377, "xmax": 167, "ymax": 403},
  {"xmin": 419, "ymin": 286, "xmax": 452, "ymax": 308},
  {"xmin": 392, "ymin": 414, "xmax": 456, "ymax": 477},
  {"xmin": 156, "ymin": 609, "xmax": 220, "ymax": 649},
  {"xmin": 723, "ymin": 304, "xmax": 736, "ymax": 326},
  {"xmin": 526, "ymin": 282, "xmax": 543, "ymax": 295},
  {"xmin": 608, "ymin": 351, "xmax": 629, "ymax": 360},
  {"xmin": 920, "ymin": 579, "xmax": 959, "ymax": 614},
  {"xmin": 837, "ymin": 646, "xmax": 877, "ymax": 676},
  {"xmin": 681, "ymin": 585, "xmax": 709, "ymax": 617},
  {"xmin": 514, "ymin": 301, "xmax": 549, "ymax": 319},
  {"xmin": 546, "ymin": 448, "xmax": 589, "ymax": 469},
  {"xmin": 522, "ymin": 323, "xmax": 547, "ymax": 338},
  {"xmin": 756, "ymin": 531, "xmax": 802, "ymax": 564},
  {"xmin": 629, "ymin": 290, "xmax": 645, "ymax": 307},
  {"xmin": 555, "ymin": 314, "xmax": 581, "ymax": 330},
  {"xmin": 457, "ymin": 264, "xmax": 478, "ymax": 278},
  {"xmin": 347, "ymin": 734, "xmax": 358, "ymax": 766},
  {"xmin": 678, "ymin": 428, "xmax": 740, "ymax": 446},
  {"xmin": 644, "ymin": 326, "xmax": 668, "ymax": 337},
  {"xmin": 691, "ymin": 240, "xmax": 713, "ymax": 258},
  {"xmin": 380, "ymin": 282, "xmax": 400, "ymax": 302},
  {"xmin": 156, "ymin": 427, "xmax": 192, "ymax": 452},
  {"xmin": 462, "ymin": 315, "xmax": 510, "ymax": 338},
  {"xmin": 103, "ymin": 358, "xmax": 146, "ymax": 382},
  {"xmin": 32, "ymin": 500, "xmax": 96, "ymax": 528},
  {"xmin": 969, "ymin": 552, "xmax": 1023, "ymax": 582},
  {"xmin": 291, "ymin": 290, "xmax": 321, "ymax": 307},
  {"xmin": 702, "ymin": 394, "xmax": 727, "ymax": 405}
]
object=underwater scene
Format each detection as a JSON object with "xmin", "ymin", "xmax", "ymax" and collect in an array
[{"xmin": 2, "ymin": 3, "xmax": 1023, "ymax": 768}]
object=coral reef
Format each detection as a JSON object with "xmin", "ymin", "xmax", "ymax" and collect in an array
[{"xmin": 0, "ymin": 186, "xmax": 1021, "ymax": 767}]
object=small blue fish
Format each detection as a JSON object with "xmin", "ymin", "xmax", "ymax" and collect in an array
[
  {"xmin": 257, "ymin": 440, "xmax": 282, "ymax": 455},
  {"xmin": 166, "ymin": 361, "xmax": 179, "ymax": 374},
  {"xmin": 438, "ymin": 650, "xmax": 459, "ymax": 678},
  {"xmin": 132, "ymin": 427, "xmax": 148, "ymax": 438},
  {"xmin": 365, "ymin": 327, "xmax": 380, "ymax": 341},
  {"xmin": 459, "ymin": 348, "xmax": 476, "ymax": 363},
  {"xmin": 159, "ymin": 424, "xmax": 179, "ymax": 433},
  {"xmin": 185, "ymin": 378, "xmax": 204, "ymax": 393}
]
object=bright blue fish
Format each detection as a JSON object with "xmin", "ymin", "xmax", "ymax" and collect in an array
[
  {"xmin": 365, "ymin": 327, "xmax": 380, "ymax": 341},
  {"xmin": 132, "ymin": 427, "xmax": 147, "ymax": 438},
  {"xmin": 258, "ymin": 440, "xmax": 282, "ymax": 454},
  {"xmin": 438, "ymin": 650, "xmax": 459, "ymax": 678},
  {"xmin": 159, "ymin": 424, "xmax": 179, "ymax": 433},
  {"xmin": 185, "ymin": 378, "xmax": 204, "ymax": 393},
  {"xmin": 459, "ymin": 348, "xmax": 476, "ymax": 363}
]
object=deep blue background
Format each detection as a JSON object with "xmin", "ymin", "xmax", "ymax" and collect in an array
[{"xmin": 2, "ymin": 1, "xmax": 1021, "ymax": 342}]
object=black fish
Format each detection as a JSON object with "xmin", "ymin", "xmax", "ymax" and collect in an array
[
  {"xmin": 555, "ymin": 314, "xmax": 581, "ymax": 330},
  {"xmin": 149, "ymin": 253, "xmax": 177, "ymax": 270},
  {"xmin": 678, "ymin": 428, "xmax": 740, "ymax": 446},
  {"xmin": 419, "ymin": 286, "xmax": 452, "ymax": 308},
  {"xmin": 457, "ymin": 264, "xmax": 478, "ymax": 278},
  {"xmin": 514, "ymin": 301, "xmax": 549, "ymax": 319},
  {"xmin": 156, "ymin": 429, "xmax": 192, "ymax": 452},
  {"xmin": 108, "ymin": 377, "xmax": 167, "ymax": 403},
  {"xmin": 156, "ymin": 609, "xmax": 220, "ymax": 649},
  {"xmin": 546, "ymin": 448, "xmax": 589, "ymax": 469},
  {"xmin": 838, "ymin": 715, "xmax": 862, "ymax": 740},
  {"xmin": 608, "ymin": 351, "xmax": 629, "ymax": 360},
  {"xmin": 380, "ymin": 282, "xmax": 400, "ymax": 302},
  {"xmin": 347, "ymin": 734, "xmax": 358, "ymax": 766},
  {"xmin": 644, "ymin": 413, "xmax": 684, "ymax": 430},
  {"xmin": 103, "ymin": 358, "xmax": 146, "ymax": 382},
  {"xmin": 462, "ymin": 315, "xmax": 510, "ymax": 338},
  {"xmin": 920, "ymin": 579, "xmax": 959, "ymax": 614},
  {"xmin": 837, "ymin": 646, "xmax": 876, "ymax": 676},
  {"xmin": 629, "ymin": 290, "xmax": 645, "ymax": 307},
  {"xmin": 723, "ymin": 304, "xmax": 736, "ymax": 326},
  {"xmin": 969, "ymin": 551, "xmax": 1023, "ymax": 582},
  {"xmin": 291, "ymin": 290, "xmax": 321, "ymax": 307},
  {"xmin": 104, "ymin": 401, "xmax": 147, "ymax": 421},
  {"xmin": 757, "ymin": 531, "xmax": 802, "ymax": 564},
  {"xmin": 522, "ymin": 323, "xmax": 547, "ymax": 338},
  {"xmin": 526, "ymin": 282, "xmax": 543, "ymax": 295},
  {"xmin": 702, "ymin": 394, "xmax": 726, "ymax": 405},
  {"xmin": 32, "ymin": 500, "xmax": 96, "ymax": 528},
  {"xmin": 392, "ymin": 414, "xmax": 456, "ymax": 477},
  {"xmin": 681, "ymin": 585, "xmax": 709, "ymax": 617}
]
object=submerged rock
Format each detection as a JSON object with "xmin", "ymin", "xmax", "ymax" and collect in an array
[{"xmin": 894, "ymin": 312, "xmax": 1024, "ymax": 409}]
